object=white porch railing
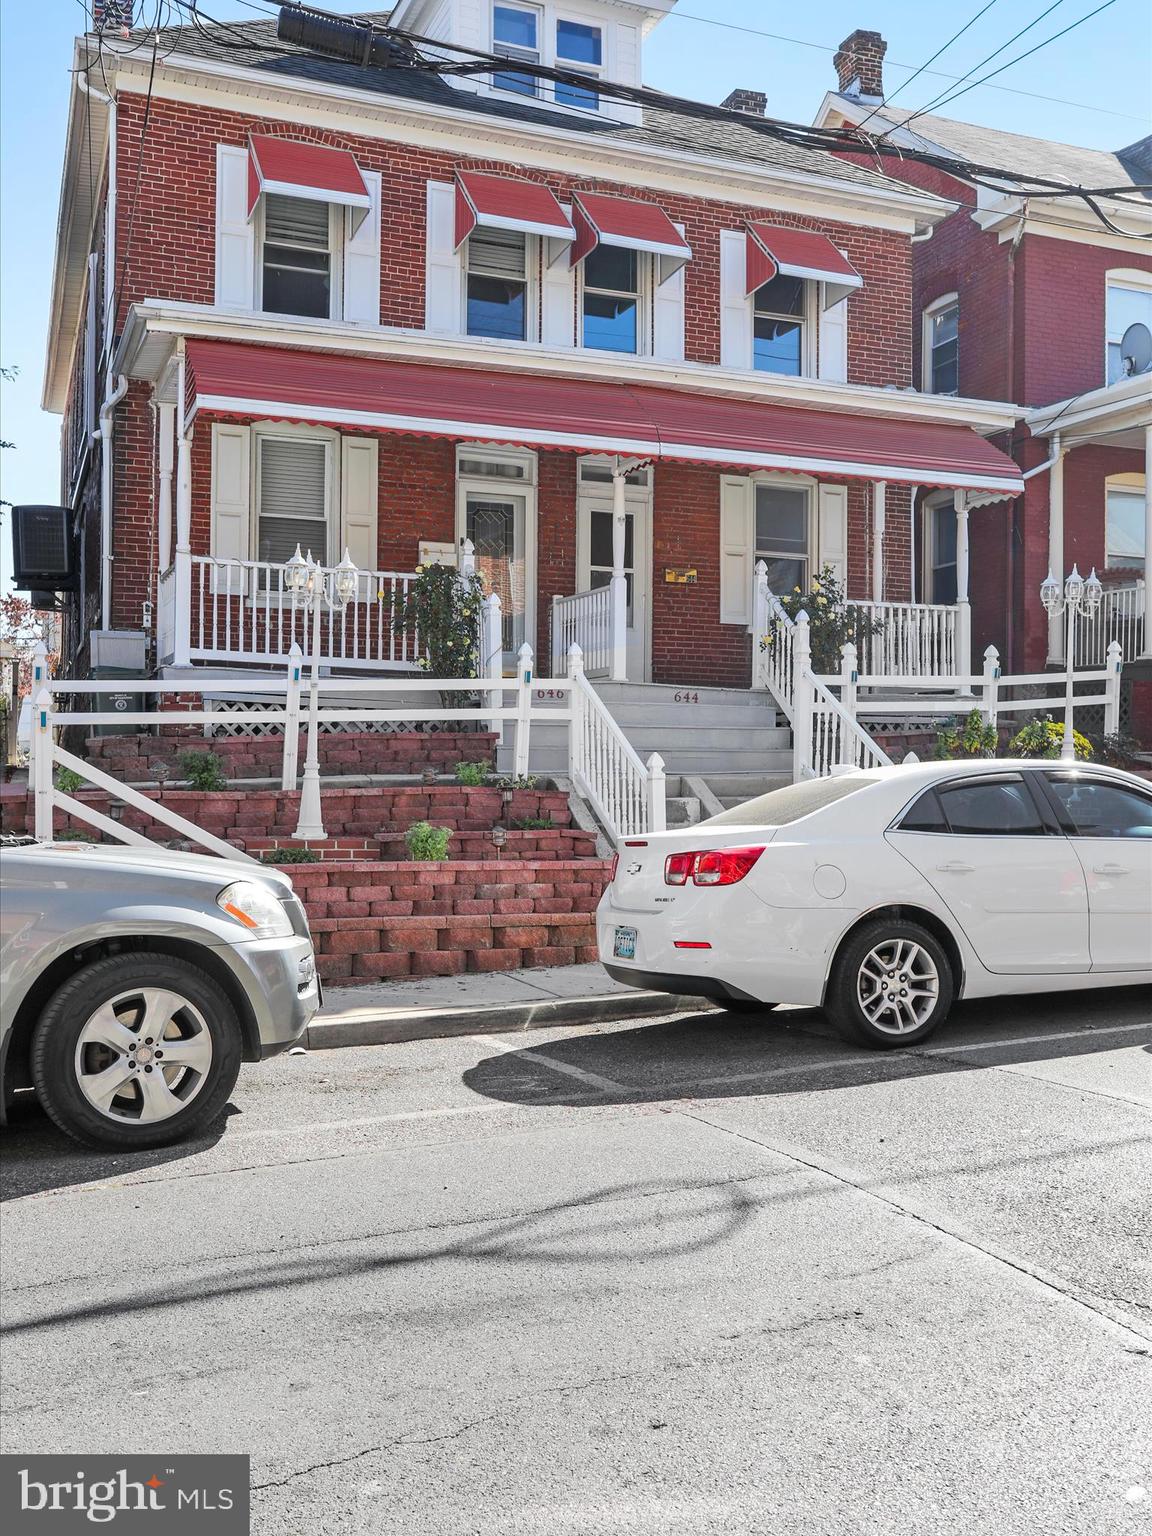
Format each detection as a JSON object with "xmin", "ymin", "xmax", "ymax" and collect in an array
[
  {"xmin": 551, "ymin": 586, "xmax": 615, "ymax": 678},
  {"xmin": 791, "ymin": 618, "xmax": 892, "ymax": 780},
  {"xmin": 568, "ymin": 651, "xmax": 665, "ymax": 838},
  {"xmin": 157, "ymin": 555, "xmax": 424, "ymax": 670},
  {"xmin": 1075, "ymin": 581, "xmax": 1145, "ymax": 665},
  {"xmin": 752, "ymin": 562, "xmax": 797, "ymax": 721},
  {"xmin": 849, "ymin": 598, "xmax": 961, "ymax": 681}
]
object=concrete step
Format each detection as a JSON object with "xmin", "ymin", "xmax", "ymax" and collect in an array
[
  {"xmin": 666, "ymin": 795, "xmax": 703, "ymax": 827},
  {"xmin": 593, "ymin": 680, "xmax": 778, "ymax": 714}
]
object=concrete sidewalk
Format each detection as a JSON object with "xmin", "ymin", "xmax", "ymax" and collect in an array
[{"xmin": 308, "ymin": 963, "xmax": 711, "ymax": 1050}]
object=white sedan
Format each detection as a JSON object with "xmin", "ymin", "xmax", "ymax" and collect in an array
[{"xmin": 598, "ymin": 760, "xmax": 1152, "ymax": 1048}]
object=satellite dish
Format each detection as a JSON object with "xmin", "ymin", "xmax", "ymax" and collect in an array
[{"xmin": 1120, "ymin": 321, "xmax": 1152, "ymax": 377}]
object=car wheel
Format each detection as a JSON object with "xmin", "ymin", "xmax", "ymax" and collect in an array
[
  {"xmin": 30, "ymin": 953, "xmax": 243, "ymax": 1149},
  {"xmin": 826, "ymin": 920, "xmax": 954, "ymax": 1050},
  {"xmin": 715, "ymin": 998, "xmax": 779, "ymax": 1014}
]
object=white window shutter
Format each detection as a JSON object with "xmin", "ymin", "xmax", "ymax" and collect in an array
[
  {"xmin": 719, "ymin": 230, "xmax": 751, "ymax": 369},
  {"xmin": 210, "ymin": 423, "xmax": 252, "ymax": 569},
  {"xmin": 215, "ymin": 145, "xmax": 254, "ymax": 310},
  {"xmin": 719, "ymin": 475, "xmax": 753, "ymax": 625},
  {"xmin": 541, "ymin": 208, "xmax": 576, "ymax": 347},
  {"xmin": 425, "ymin": 181, "xmax": 462, "ymax": 334},
  {"xmin": 818, "ymin": 283, "xmax": 849, "ymax": 383},
  {"xmin": 817, "ymin": 484, "xmax": 849, "ymax": 584},
  {"xmin": 652, "ymin": 222, "xmax": 686, "ymax": 362},
  {"xmin": 343, "ymin": 169, "xmax": 381, "ymax": 326},
  {"xmin": 340, "ymin": 436, "xmax": 379, "ymax": 573}
]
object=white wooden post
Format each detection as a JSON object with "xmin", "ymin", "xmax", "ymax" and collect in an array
[
  {"xmin": 954, "ymin": 490, "xmax": 972, "ymax": 676},
  {"xmin": 646, "ymin": 752, "xmax": 667, "ymax": 834},
  {"xmin": 567, "ymin": 642, "xmax": 584, "ymax": 784},
  {"xmin": 609, "ymin": 465, "xmax": 628, "ymax": 682},
  {"xmin": 33, "ymin": 686, "xmax": 55, "ymax": 842},
  {"xmin": 752, "ymin": 559, "xmax": 769, "ymax": 689},
  {"xmin": 483, "ymin": 592, "xmax": 503, "ymax": 737},
  {"xmin": 513, "ymin": 641, "xmax": 533, "ymax": 778},
  {"xmin": 1142, "ymin": 425, "xmax": 1152, "ymax": 658},
  {"xmin": 550, "ymin": 592, "xmax": 561, "ymax": 675},
  {"xmin": 281, "ymin": 641, "xmax": 303, "ymax": 791},
  {"xmin": 1104, "ymin": 639, "xmax": 1123, "ymax": 734},
  {"xmin": 792, "ymin": 611, "xmax": 813, "ymax": 782},
  {"xmin": 839, "ymin": 641, "xmax": 858, "ymax": 721},
  {"xmin": 1047, "ymin": 440, "xmax": 1066, "ymax": 664},
  {"xmin": 459, "ymin": 536, "xmax": 476, "ymax": 578},
  {"xmin": 980, "ymin": 645, "xmax": 1001, "ymax": 728},
  {"xmin": 173, "ymin": 368, "xmax": 193, "ymax": 667},
  {"xmin": 157, "ymin": 400, "xmax": 176, "ymax": 572},
  {"xmin": 871, "ymin": 481, "xmax": 886, "ymax": 604},
  {"xmin": 31, "ymin": 641, "xmax": 48, "ymax": 693}
]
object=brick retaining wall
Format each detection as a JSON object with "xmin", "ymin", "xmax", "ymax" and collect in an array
[{"xmin": 85, "ymin": 731, "xmax": 497, "ymax": 782}]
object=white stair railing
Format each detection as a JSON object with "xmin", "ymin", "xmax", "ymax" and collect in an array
[
  {"xmin": 752, "ymin": 561, "xmax": 797, "ymax": 721},
  {"xmin": 791, "ymin": 615, "xmax": 892, "ymax": 780},
  {"xmin": 568, "ymin": 646, "xmax": 665, "ymax": 839}
]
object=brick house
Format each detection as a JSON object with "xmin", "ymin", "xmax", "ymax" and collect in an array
[
  {"xmin": 817, "ymin": 29, "xmax": 1152, "ymax": 737},
  {"xmin": 43, "ymin": 1, "xmax": 1025, "ymax": 711}
]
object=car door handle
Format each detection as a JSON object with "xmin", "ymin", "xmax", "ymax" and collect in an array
[
  {"xmin": 1093, "ymin": 863, "xmax": 1128, "ymax": 876},
  {"xmin": 936, "ymin": 861, "xmax": 974, "ymax": 874}
]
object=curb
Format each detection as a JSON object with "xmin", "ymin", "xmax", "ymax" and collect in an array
[{"xmin": 305, "ymin": 988, "xmax": 712, "ymax": 1050}]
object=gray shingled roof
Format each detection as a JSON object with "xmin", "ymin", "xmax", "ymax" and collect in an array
[
  {"xmin": 852, "ymin": 103, "xmax": 1151, "ymax": 200},
  {"xmin": 114, "ymin": 10, "xmax": 905, "ymax": 195}
]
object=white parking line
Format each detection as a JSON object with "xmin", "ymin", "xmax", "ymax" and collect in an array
[{"xmin": 471, "ymin": 1036, "xmax": 629, "ymax": 1096}]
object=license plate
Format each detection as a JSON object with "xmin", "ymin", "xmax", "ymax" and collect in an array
[{"xmin": 613, "ymin": 926, "xmax": 638, "ymax": 960}]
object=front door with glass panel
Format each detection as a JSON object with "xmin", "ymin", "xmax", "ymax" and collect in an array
[
  {"xmin": 577, "ymin": 496, "xmax": 651, "ymax": 680},
  {"xmin": 462, "ymin": 491, "xmax": 529, "ymax": 668}
]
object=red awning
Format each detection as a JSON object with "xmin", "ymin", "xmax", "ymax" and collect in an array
[
  {"xmin": 247, "ymin": 136, "xmax": 371, "ymax": 231},
  {"xmin": 745, "ymin": 224, "xmax": 863, "ymax": 308},
  {"xmin": 571, "ymin": 192, "xmax": 692, "ymax": 285},
  {"xmin": 185, "ymin": 340, "xmax": 1024, "ymax": 495},
  {"xmin": 454, "ymin": 171, "xmax": 574, "ymax": 252}
]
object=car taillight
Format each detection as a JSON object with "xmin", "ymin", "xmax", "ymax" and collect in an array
[
  {"xmin": 609, "ymin": 852, "xmax": 619, "ymax": 883},
  {"xmin": 664, "ymin": 852, "xmax": 694, "ymax": 886},
  {"xmin": 665, "ymin": 846, "xmax": 765, "ymax": 887}
]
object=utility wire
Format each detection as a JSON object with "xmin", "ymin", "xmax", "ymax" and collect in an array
[{"xmin": 855, "ymin": 1, "xmax": 1002, "ymax": 135}]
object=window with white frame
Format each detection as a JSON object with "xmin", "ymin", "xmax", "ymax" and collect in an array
[
  {"xmin": 1106, "ymin": 480, "xmax": 1146, "ymax": 573},
  {"xmin": 555, "ymin": 17, "xmax": 603, "ymax": 110},
  {"xmin": 755, "ymin": 482, "xmax": 811, "ymax": 592},
  {"xmin": 493, "ymin": 2, "xmax": 542, "ymax": 95},
  {"xmin": 260, "ymin": 195, "xmax": 339, "ymax": 320},
  {"xmin": 256, "ymin": 434, "xmax": 332, "ymax": 567},
  {"xmin": 923, "ymin": 295, "xmax": 959, "ymax": 395},
  {"xmin": 753, "ymin": 274, "xmax": 809, "ymax": 376},
  {"xmin": 924, "ymin": 497, "xmax": 958, "ymax": 603},
  {"xmin": 466, "ymin": 227, "xmax": 532, "ymax": 342},
  {"xmin": 1106, "ymin": 274, "xmax": 1152, "ymax": 384},
  {"xmin": 583, "ymin": 246, "xmax": 644, "ymax": 354}
]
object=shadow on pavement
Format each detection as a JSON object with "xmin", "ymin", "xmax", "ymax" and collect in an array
[
  {"xmin": 0, "ymin": 1177, "xmax": 756, "ymax": 1336},
  {"xmin": 0, "ymin": 1095, "xmax": 237, "ymax": 1203},
  {"xmin": 462, "ymin": 985, "xmax": 1152, "ymax": 1109}
]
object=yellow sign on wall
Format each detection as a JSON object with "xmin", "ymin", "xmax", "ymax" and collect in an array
[{"xmin": 664, "ymin": 568, "xmax": 698, "ymax": 585}]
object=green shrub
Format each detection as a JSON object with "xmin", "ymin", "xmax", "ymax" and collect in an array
[
  {"xmin": 54, "ymin": 766, "xmax": 85, "ymax": 793},
  {"xmin": 455, "ymin": 760, "xmax": 492, "ymax": 787},
  {"xmin": 396, "ymin": 562, "xmax": 485, "ymax": 682},
  {"xmin": 510, "ymin": 815, "xmax": 554, "ymax": 830},
  {"xmin": 758, "ymin": 564, "xmax": 886, "ymax": 675},
  {"xmin": 934, "ymin": 709, "xmax": 997, "ymax": 760},
  {"xmin": 405, "ymin": 821, "xmax": 452, "ymax": 861},
  {"xmin": 493, "ymin": 773, "xmax": 539, "ymax": 791},
  {"xmin": 178, "ymin": 750, "xmax": 229, "ymax": 791},
  {"xmin": 260, "ymin": 847, "xmax": 321, "ymax": 864},
  {"xmin": 56, "ymin": 829, "xmax": 96, "ymax": 843},
  {"xmin": 1090, "ymin": 729, "xmax": 1141, "ymax": 767},
  {"xmin": 1008, "ymin": 715, "xmax": 1092, "ymax": 761}
]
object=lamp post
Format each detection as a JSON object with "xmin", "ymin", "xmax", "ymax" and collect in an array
[
  {"xmin": 284, "ymin": 546, "xmax": 359, "ymax": 840},
  {"xmin": 1040, "ymin": 564, "xmax": 1103, "ymax": 762}
]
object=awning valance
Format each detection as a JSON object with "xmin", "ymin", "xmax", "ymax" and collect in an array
[
  {"xmin": 571, "ymin": 192, "xmax": 692, "ymax": 285},
  {"xmin": 185, "ymin": 340, "xmax": 1024, "ymax": 496},
  {"xmin": 745, "ymin": 223, "xmax": 863, "ymax": 308},
  {"xmin": 453, "ymin": 172, "xmax": 575, "ymax": 254},
  {"xmin": 247, "ymin": 136, "xmax": 371, "ymax": 231}
]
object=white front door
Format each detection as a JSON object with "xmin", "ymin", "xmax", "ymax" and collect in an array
[{"xmin": 577, "ymin": 494, "xmax": 652, "ymax": 681}]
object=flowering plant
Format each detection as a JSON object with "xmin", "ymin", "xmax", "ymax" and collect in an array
[
  {"xmin": 758, "ymin": 565, "xmax": 885, "ymax": 675},
  {"xmin": 395, "ymin": 562, "xmax": 485, "ymax": 684}
]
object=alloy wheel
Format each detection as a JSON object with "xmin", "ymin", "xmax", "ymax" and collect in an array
[
  {"xmin": 73, "ymin": 988, "xmax": 214, "ymax": 1124},
  {"xmin": 856, "ymin": 938, "xmax": 940, "ymax": 1036}
]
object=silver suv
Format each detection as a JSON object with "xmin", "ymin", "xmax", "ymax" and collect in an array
[{"xmin": 1, "ymin": 842, "xmax": 320, "ymax": 1148}]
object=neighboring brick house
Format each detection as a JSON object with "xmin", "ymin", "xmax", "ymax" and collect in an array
[
  {"xmin": 43, "ymin": 2, "xmax": 1024, "ymax": 699},
  {"xmin": 817, "ymin": 29, "xmax": 1152, "ymax": 736}
]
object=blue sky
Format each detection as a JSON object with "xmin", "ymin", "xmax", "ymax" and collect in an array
[{"xmin": 2, "ymin": 0, "xmax": 1150, "ymax": 588}]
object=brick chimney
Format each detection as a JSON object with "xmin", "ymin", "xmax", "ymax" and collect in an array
[
  {"xmin": 721, "ymin": 88, "xmax": 768, "ymax": 117},
  {"xmin": 834, "ymin": 29, "xmax": 887, "ymax": 102}
]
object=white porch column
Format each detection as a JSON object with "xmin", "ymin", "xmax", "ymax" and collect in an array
[
  {"xmin": 871, "ymin": 481, "xmax": 886, "ymax": 603},
  {"xmin": 172, "ymin": 346, "xmax": 193, "ymax": 668},
  {"xmin": 1046, "ymin": 442, "xmax": 1067, "ymax": 664},
  {"xmin": 953, "ymin": 489, "xmax": 971, "ymax": 675},
  {"xmin": 609, "ymin": 462, "xmax": 628, "ymax": 682},
  {"xmin": 157, "ymin": 402, "xmax": 175, "ymax": 572},
  {"xmin": 1142, "ymin": 423, "xmax": 1152, "ymax": 659}
]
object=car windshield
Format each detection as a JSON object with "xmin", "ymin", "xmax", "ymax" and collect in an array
[{"xmin": 702, "ymin": 774, "xmax": 878, "ymax": 828}]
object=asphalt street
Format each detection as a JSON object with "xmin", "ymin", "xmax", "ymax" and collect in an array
[{"xmin": 2, "ymin": 986, "xmax": 1151, "ymax": 1536}]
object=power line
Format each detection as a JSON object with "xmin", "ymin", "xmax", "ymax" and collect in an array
[{"xmin": 856, "ymin": 1, "xmax": 1003, "ymax": 135}]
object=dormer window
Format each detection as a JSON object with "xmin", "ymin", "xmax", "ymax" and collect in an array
[
  {"xmin": 493, "ymin": 3, "xmax": 541, "ymax": 96},
  {"xmin": 556, "ymin": 19, "xmax": 603, "ymax": 110}
]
